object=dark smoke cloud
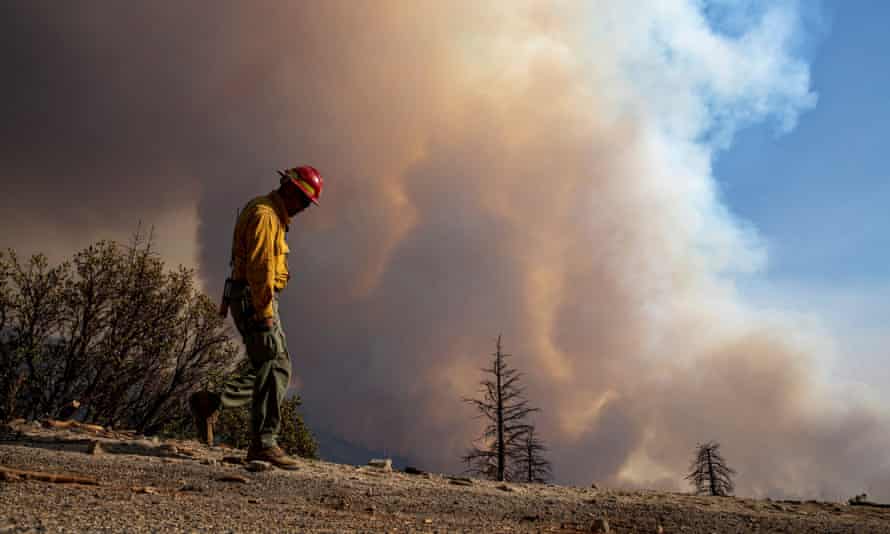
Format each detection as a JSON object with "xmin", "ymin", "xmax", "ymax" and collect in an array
[{"xmin": 3, "ymin": 1, "xmax": 888, "ymax": 500}]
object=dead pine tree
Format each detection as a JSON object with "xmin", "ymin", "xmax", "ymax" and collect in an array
[
  {"xmin": 685, "ymin": 441, "xmax": 736, "ymax": 496},
  {"xmin": 513, "ymin": 424, "xmax": 552, "ymax": 483},
  {"xmin": 462, "ymin": 335, "xmax": 538, "ymax": 481}
]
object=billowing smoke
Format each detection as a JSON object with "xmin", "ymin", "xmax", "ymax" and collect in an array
[{"xmin": 3, "ymin": 1, "xmax": 888, "ymax": 500}]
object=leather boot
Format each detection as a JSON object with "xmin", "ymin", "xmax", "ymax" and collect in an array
[{"xmin": 246, "ymin": 443, "xmax": 300, "ymax": 470}]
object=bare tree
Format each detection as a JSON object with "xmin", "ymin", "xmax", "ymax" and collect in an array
[
  {"xmin": 462, "ymin": 335, "xmax": 538, "ymax": 481},
  {"xmin": 512, "ymin": 424, "xmax": 552, "ymax": 483},
  {"xmin": 685, "ymin": 441, "xmax": 736, "ymax": 496}
]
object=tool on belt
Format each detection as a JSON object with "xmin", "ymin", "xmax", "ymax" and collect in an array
[
  {"xmin": 219, "ymin": 278, "xmax": 234, "ymax": 318},
  {"xmin": 219, "ymin": 208, "xmax": 241, "ymax": 319}
]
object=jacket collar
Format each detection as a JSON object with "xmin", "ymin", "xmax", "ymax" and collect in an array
[{"xmin": 267, "ymin": 190, "xmax": 291, "ymax": 229}]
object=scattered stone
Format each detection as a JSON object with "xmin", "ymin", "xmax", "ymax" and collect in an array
[
  {"xmin": 497, "ymin": 484, "xmax": 516, "ymax": 492},
  {"xmin": 449, "ymin": 477, "xmax": 473, "ymax": 486},
  {"xmin": 656, "ymin": 525, "xmax": 664, "ymax": 534},
  {"xmin": 178, "ymin": 483, "xmax": 205, "ymax": 493},
  {"xmin": 222, "ymin": 456, "xmax": 245, "ymax": 465},
  {"xmin": 87, "ymin": 440, "xmax": 103, "ymax": 455},
  {"xmin": 217, "ymin": 475, "xmax": 249, "ymax": 484},
  {"xmin": 368, "ymin": 458, "xmax": 392, "ymax": 472},
  {"xmin": 247, "ymin": 498, "xmax": 260, "ymax": 504},
  {"xmin": 246, "ymin": 460, "xmax": 273, "ymax": 473},
  {"xmin": 365, "ymin": 505, "xmax": 377, "ymax": 513},
  {"xmin": 201, "ymin": 458, "xmax": 218, "ymax": 466},
  {"xmin": 423, "ymin": 518, "xmax": 433, "ymax": 524},
  {"xmin": 591, "ymin": 483, "xmax": 599, "ymax": 490},
  {"xmin": 133, "ymin": 486, "xmax": 158, "ymax": 495},
  {"xmin": 404, "ymin": 466, "xmax": 425, "ymax": 475},
  {"xmin": 590, "ymin": 516, "xmax": 610, "ymax": 533}
]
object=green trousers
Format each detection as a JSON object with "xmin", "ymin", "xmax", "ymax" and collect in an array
[{"xmin": 220, "ymin": 283, "xmax": 291, "ymax": 449}]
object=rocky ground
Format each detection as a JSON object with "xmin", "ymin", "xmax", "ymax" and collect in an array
[{"xmin": 1, "ymin": 421, "xmax": 889, "ymax": 533}]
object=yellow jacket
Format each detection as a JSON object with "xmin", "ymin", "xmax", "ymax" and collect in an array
[{"xmin": 231, "ymin": 191, "xmax": 290, "ymax": 319}]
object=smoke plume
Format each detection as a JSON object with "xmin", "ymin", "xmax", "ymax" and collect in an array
[{"xmin": 3, "ymin": 1, "xmax": 888, "ymax": 500}]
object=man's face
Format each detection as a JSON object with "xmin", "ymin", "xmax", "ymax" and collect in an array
[{"xmin": 284, "ymin": 185, "xmax": 312, "ymax": 216}]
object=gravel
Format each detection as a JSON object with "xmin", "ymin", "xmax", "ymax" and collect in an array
[{"xmin": 1, "ymin": 423, "xmax": 889, "ymax": 533}]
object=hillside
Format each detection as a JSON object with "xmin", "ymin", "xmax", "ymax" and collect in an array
[{"xmin": 1, "ymin": 421, "xmax": 888, "ymax": 533}]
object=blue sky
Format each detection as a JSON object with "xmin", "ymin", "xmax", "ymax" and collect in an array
[{"xmin": 715, "ymin": 1, "xmax": 890, "ymax": 388}]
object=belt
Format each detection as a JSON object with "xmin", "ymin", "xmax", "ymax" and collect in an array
[{"xmin": 230, "ymin": 279, "xmax": 281, "ymax": 294}]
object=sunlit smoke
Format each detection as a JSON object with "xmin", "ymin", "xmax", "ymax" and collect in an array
[{"xmin": 2, "ymin": 0, "xmax": 888, "ymax": 500}]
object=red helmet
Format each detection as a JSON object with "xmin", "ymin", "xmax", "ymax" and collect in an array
[{"xmin": 278, "ymin": 165, "xmax": 324, "ymax": 205}]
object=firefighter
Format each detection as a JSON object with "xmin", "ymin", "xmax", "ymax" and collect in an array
[{"xmin": 190, "ymin": 166, "xmax": 323, "ymax": 469}]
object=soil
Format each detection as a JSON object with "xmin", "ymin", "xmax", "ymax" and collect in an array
[{"xmin": 1, "ymin": 421, "xmax": 888, "ymax": 533}]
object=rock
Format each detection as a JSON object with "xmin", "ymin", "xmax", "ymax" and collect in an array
[
  {"xmin": 222, "ymin": 456, "xmax": 245, "ymax": 465},
  {"xmin": 217, "ymin": 475, "xmax": 249, "ymax": 484},
  {"xmin": 404, "ymin": 466, "xmax": 425, "ymax": 475},
  {"xmin": 200, "ymin": 458, "xmax": 218, "ymax": 466},
  {"xmin": 590, "ymin": 517, "xmax": 610, "ymax": 533},
  {"xmin": 87, "ymin": 440, "xmax": 103, "ymax": 455},
  {"xmin": 133, "ymin": 486, "xmax": 158, "ymax": 495},
  {"xmin": 591, "ymin": 483, "xmax": 599, "ymax": 490},
  {"xmin": 247, "ymin": 498, "xmax": 260, "ymax": 504},
  {"xmin": 368, "ymin": 458, "xmax": 392, "ymax": 472},
  {"xmin": 448, "ymin": 477, "xmax": 473, "ymax": 486},
  {"xmin": 497, "ymin": 484, "xmax": 516, "ymax": 492},
  {"xmin": 246, "ymin": 460, "xmax": 273, "ymax": 472}
]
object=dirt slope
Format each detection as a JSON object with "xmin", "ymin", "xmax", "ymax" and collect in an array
[{"xmin": 1, "ymin": 421, "xmax": 888, "ymax": 533}]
